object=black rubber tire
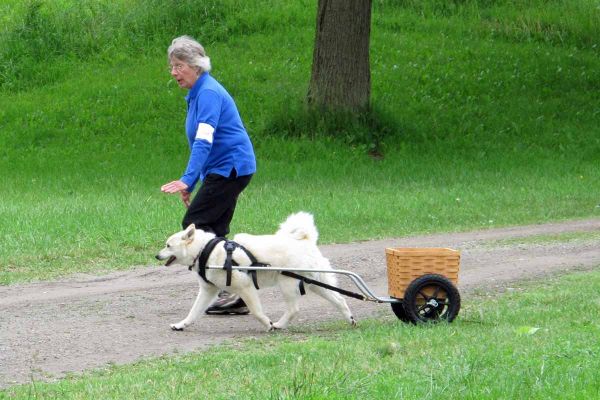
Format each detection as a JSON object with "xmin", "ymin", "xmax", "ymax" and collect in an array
[
  {"xmin": 390, "ymin": 301, "xmax": 411, "ymax": 322},
  {"xmin": 402, "ymin": 274, "xmax": 461, "ymax": 324}
]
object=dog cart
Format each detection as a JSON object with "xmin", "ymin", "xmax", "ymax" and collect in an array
[
  {"xmin": 382, "ymin": 247, "xmax": 461, "ymax": 323},
  {"xmin": 227, "ymin": 247, "xmax": 461, "ymax": 324}
]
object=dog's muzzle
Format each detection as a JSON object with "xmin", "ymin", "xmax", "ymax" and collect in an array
[
  {"xmin": 165, "ymin": 256, "xmax": 177, "ymax": 266},
  {"xmin": 156, "ymin": 254, "xmax": 177, "ymax": 266}
]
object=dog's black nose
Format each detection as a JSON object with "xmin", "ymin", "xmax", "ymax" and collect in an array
[{"xmin": 155, "ymin": 255, "xmax": 161, "ymax": 260}]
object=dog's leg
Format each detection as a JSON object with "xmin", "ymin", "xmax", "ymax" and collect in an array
[
  {"xmin": 272, "ymin": 278, "xmax": 301, "ymax": 330},
  {"xmin": 237, "ymin": 288, "xmax": 273, "ymax": 331},
  {"xmin": 171, "ymin": 284, "xmax": 220, "ymax": 331},
  {"xmin": 309, "ymin": 285, "xmax": 357, "ymax": 326}
]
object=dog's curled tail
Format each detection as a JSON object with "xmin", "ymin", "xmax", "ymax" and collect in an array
[{"xmin": 276, "ymin": 211, "xmax": 319, "ymax": 244}]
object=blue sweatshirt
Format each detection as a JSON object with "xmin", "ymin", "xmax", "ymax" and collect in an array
[{"xmin": 181, "ymin": 72, "xmax": 256, "ymax": 192}]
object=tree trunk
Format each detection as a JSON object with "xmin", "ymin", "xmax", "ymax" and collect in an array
[{"xmin": 308, "ymin": 0, "xmax": 372, "ymax": 112}]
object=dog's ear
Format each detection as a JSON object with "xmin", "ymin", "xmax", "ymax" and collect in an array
[{"xmin": 183, "ymin": 224, "xmax": 195, "ymax": 242}]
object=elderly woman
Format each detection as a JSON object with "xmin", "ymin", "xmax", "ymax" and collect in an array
[{"xmin": 161, "ymin": 35, "xmax": 255, "ymax": 315}]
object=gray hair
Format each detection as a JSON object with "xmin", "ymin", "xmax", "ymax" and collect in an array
[{"xmin": 168, "ymin": 35, "xmax": 212, "ymax": 72}]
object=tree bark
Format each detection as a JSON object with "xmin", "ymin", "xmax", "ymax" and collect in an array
[{"xmin": 308, "ymin": 0, "xmax": 372, "ymax": 112}]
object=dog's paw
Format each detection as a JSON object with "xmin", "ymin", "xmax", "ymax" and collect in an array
[
  {"xmin": 268, "ymin": 321, "xmax": 280, "ymax": 332},
  {"xmin": 170, "ymin": 323, "xmax": 185, "ymax": 331},
  {"xmin": 271, "ymin": 322, "xmax": 286, "ymax": 330}
]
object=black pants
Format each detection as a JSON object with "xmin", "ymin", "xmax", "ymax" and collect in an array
[{"xmin": 182, "ymin": 171, "xmax": 252, "ymax": 237}]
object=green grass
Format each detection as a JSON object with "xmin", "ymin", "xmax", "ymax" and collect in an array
[
  {"xmin": 0, "ymin": 0, "xmax": 315, "ymax": 91},
  {"xmin": 1, "ymin": 0, "xmax": 599, "ymax": 284},
  {"xmin": 2, "ymin": 268, "xmax": 600, "ymax": 399}
]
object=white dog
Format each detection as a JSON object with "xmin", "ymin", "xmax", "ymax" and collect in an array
[{"xmin": 156, "ymin": 212, "xmax": 356, "ymax": 331}]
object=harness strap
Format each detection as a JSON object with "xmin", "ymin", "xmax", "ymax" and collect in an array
[
  {"xmin": 191, "ymin": 237, "xmax": 226, "ymax": 285},
  {"xmin": 192, "ymin": 238, "xmax": 266, "ymax": 290},
  {"xmin": 244, "ymin": 246, "xmax": 267, "ymax": 290},
  {"xmin": 249, "ymin": 270, "xmax": 260, "ymax": 291},
  {"xmin": 280, "ymin": 271, "xmax": 367, "ymax": 301},
  {"xmin": 298, "ymin": 280, "xmax": 306, "ymax": 296},
  {"xmin": 228, "ymin": 241, "xmax": 266, "ymax": 290},
  {"xmin": 223, "ymin": 240, "xmax": 236, "ymax": 287}
]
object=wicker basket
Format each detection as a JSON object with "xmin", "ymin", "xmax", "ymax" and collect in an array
[{"xmin": 385, "ymin": 247, "xmax": 460, "ymax": 299}]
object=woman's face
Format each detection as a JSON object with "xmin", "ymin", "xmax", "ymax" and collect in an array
[{"xmin": 170, "ymin": 57, "xmax": 199, "ymax": 89}]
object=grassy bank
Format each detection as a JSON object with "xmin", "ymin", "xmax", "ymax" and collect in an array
[
  {"xmin": 3, "ymin": 268, "xmax": 599, "ymax": 398},
  {"xmin": 0, "ymin": 0, "xmax": 599, "ymax": 284}
]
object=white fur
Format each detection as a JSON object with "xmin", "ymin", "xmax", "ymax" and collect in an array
[
  {"xmin": 275, "ymin": 211, "xmax": 318, "ymax": 243},
  {"xmin": 156, "ymin": 212, "xmax": 356, "ymax": 332}
]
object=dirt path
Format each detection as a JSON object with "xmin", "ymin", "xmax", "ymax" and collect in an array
[{"xmin": 1, "ymin": 218, "xmax": 599, "ymax": 388}]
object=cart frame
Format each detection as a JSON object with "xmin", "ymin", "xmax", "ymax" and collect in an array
[{"xmin": 204, "ymin": 264, "xmax": 398, "ymax": 303}]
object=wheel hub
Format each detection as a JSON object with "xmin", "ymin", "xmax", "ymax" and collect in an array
[{"xmin": 427, "ymin": 298, "xmax": 439, "ymax": 308}]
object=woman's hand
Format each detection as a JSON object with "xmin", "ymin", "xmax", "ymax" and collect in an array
[
  {"xmin": 161, "ymin": 180, "xmax": 189, "ymax": 194},
  {"xmin": 180, "ymin": 190, "xmax": 191, "ymax": 208}
]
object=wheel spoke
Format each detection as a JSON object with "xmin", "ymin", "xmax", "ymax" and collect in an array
[
  {"xmin": 417, "ymin": 290, "xmax": 430, "ymax": 301},
  {"xmin": 417, "ymin": 303, "xmax": 430, "ymax": 313}
]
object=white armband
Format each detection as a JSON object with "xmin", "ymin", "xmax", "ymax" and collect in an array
[{"xmin": 195, "ymin": 123, "xmax": 215, "ymax": 143}]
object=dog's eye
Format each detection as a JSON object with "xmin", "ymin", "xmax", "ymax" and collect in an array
[{"xmin": 167, "ymin": 244, "xmax": 171, "ymax": 248}]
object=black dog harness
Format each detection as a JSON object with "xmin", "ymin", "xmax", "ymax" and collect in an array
[
  {"xmin": 193, "ymin": 237, "xmax": 408, "ymax": 301},
  {"xmin": 189, "ymin": 237, "xmax": 273, "ymax": 291},
  {"xmin": 188, "ymin": 237, "xmax": 369, "ymax": 301}
]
